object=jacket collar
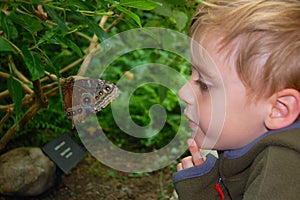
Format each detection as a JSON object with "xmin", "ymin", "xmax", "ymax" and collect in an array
[{"xmin": 224, "ymin": 120, "xmax": 300, "ymax": 159}]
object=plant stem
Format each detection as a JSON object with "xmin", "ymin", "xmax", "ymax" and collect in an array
[
  {"xmin": 0, "ymin": 109, "xmax": 12, "ymax": 135},
  {"xmin": 159, "ymin": 171, "xmax": 165, "ymax": 198}
]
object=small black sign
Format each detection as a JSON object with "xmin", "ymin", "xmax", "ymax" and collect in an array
[{"xmin": 43, "ymin": 133, "xmax": 87, "ymax": 174}]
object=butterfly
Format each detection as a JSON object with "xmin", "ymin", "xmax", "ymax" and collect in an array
[{"xmin": 62, "ymin": 76, "xmax": 120, "ymax": 126}]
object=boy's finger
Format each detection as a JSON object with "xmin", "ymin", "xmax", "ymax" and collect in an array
[
  {"xmin": 181, "ymin": 156, "xmax": 194, "ymax": 169},
  {"xmin": 177, "ymin": 163, "xmax": 183, "ymax": 171},
  {"xmin": 188, "ymin": 138, "xmax": 204, "ymax": 166}
]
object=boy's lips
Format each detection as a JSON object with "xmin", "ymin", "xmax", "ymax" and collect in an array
[
  {"xmin": 188, "ymin": 120, "xmax": 198, "ymax": 130},
  {"xmin": 183, "ymin": 108, "xmax": 200, "ymax": 130},
  {"xmin": 184, "ymin": 112, "xmax": 199, "ymax": 130}
]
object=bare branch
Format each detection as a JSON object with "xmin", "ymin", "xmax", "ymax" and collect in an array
[
  {"xmin": 40, "ymin": 57, "xmax": 85, "ymax": 83},
  {"xmin": 42, "ymin": 81, "xmax": 58, "ymax": 91},
  {"xmin": 0, "ymin": 71, "xmax": 9, "ymax": 79},
  {"xmin": 0, "ymin": 109, "xmax": 13, "ymax": 134},
  {"xmin": 45, "ymin": 86, "xmax": 59, "ymax": 98},
  {"xmin": 0, "ymin": 93, "xmax": 35, "ymax": 112},
  {"xmin": 0, "ymin": 90, "xmax": 10, "ymax": 100},
  {"xmin": 77, "ymin": 45, "xmax": 101, "ymax": 76},
  {"xmin": 76, "ymin": 32, "xmax": 93, "ymax": 43},
  {"xmin": 44, "ymin": 71, "xmax": 59, "ymax": 82},
  {"xmin": 0, "ymin": 104, "xmax": 13, "ymax": 112},
  {"xmin": 105, "ymin": 13, "xmax": 125, "ymax": 33},
  {"xmin": 8, "ymin": 55, "xmax": 31, "ymax": 84},
  {"xmin": 0, "ymin": 103, "xmax": 40, "ymax": 152},
  {"xmin": 78, "ymin": 15, "xmax": 108, "ymax": 76}
]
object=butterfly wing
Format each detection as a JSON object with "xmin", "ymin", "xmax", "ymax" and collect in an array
[
  {"xmin": 94, "ymin": 79, "xmax": 120, "ymax": 112},
  {"xmin": 62, "ymin": 76, "xmax": 120, "ymax": 126}
]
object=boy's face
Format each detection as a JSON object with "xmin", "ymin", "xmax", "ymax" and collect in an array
[{"xmin": 179, "ymin": 33, "xmax": 269, "ymax": 150}]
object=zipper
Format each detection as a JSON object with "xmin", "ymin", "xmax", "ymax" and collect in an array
[{"xmin": 215, "ymin": 177, "xmax": 225, "ymax": 200}]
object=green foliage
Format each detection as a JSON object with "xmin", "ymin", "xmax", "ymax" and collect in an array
[
  {"xmin": 0, "ymin": 0, "xmax": 199, "ymax": 151},
  {"xmin": 0, "ymin": 37, "xmax": 16, "ymax": 52},
  {"xmin": 7, "ymin": 76, "xmax": 23, "ymax": 127},
  {"xmin": 25, "ymin": 109, "xmax": 70, "ymax": 143}
]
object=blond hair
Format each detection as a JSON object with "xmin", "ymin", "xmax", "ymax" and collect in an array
[{"xmin": 189, "ymin": 0, "xmax": 300, "ymax": 99}]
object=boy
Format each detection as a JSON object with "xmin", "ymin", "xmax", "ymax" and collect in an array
[{"xmin": 173, "ymin": 0, "xmax": 300, "ymax": 199}]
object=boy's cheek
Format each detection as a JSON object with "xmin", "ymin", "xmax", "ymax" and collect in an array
[{"xmin": 198, "ymin": 105, "xmax": 212, "ymax": 132}]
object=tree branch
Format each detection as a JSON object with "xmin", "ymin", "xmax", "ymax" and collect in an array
[
  {"xmin": 77, "ymin": 15, "xmax": 109, "ymax": 76},
  {"xmin": 0, "ymin": 103, "xmax": 41, "ymax": 152},
  {"xmin": 8, "ymin": 54, "xmax": 31, "ymax": 84},
  {"xmin": 0, "ymin": 108, "xmax": 13, "ymax": 134},
  {"xmin": 105, "ymin": 12, "xmax": 125, "ymax": 33}
]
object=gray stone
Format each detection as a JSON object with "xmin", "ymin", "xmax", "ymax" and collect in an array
[{"xmin": 0, "ymin": 147, "xmax": 56, "ymax": 196}]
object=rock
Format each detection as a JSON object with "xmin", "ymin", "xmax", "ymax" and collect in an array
[{"xmin": 0, "ymin": 147, "xmax": 56, "ymax": 196}]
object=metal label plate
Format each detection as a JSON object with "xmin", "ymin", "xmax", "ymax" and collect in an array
[{"xmin": 43, "ymin": 133, "xmax": 87, "ymax": 174}]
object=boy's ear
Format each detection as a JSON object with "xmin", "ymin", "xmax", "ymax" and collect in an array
[{"xmin": 265, "ymin": 89, "xmax": 300, "ymax": 130}]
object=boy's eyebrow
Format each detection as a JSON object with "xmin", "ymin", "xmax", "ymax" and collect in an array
[{"xmin": 191, "ymin": 63, "xmax": 214, "ymax": 79}]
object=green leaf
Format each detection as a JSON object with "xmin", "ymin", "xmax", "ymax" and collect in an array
[
  {"xmin": 42, "ymin": 54, "xmax": 58, "ymax": 76},
  {"xmin": 172, "ymin": 10, "xmax": 188, "ymax": 31},
  {"xmin": 154, "ymin": 2, "xmax": 188, "ymax": 31},
  {"xmin": 66, "ymin": 0, "xmax": 93, "ymax": 10},
  {"xmin": 0, "ymin": 12, "xmax": 18, "ymax": 39},
  {"xmin": 116, "ymin": 5, "xmax": 142, "ymax": 27},
  {"xmin": 164, "ymin": 0, "xmax": 187, "ymax": 6},
  {"xmin": 22, "ymin": 48, "xmax": 45, "ymax": 80},
  {"xmin": 0, "ymin": 37, "xmax": 16, "ymax": 52},
  {"xmin": 7, "ymin": 76, "xmax": 23, "ymax": 117},
  {"xmin": 57, "ymin": 37, "xmax": 83, "ymax": 57},
  {"xmin": 8, "ymin": 11, "xmax": 43, "ymax": 34},
  {"xmin": 83, "ymin": 18, "xmax": 108, "ymax": 43},
  {"xmin": 120, "ymin": 0, "xmax": 161, "ymax": 10},
  {"xmin": 153, "ymin": 2, "xmax": 172, "ymax": 17},
  {"xmin": 69, "ymin": 7, "xmax": 108, "ymax": 42},
  {"xmin": 44, "ymin": 7, "xmax": 68, "ymax": 33},
  {"xmin": 158, "ymin": 86, "xmax": 168, "ymax": 102}
]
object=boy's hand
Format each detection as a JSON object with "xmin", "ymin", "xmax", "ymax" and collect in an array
[{"xmin": 177, "ymin": 138, "xmax": 205, "ymax": 171}]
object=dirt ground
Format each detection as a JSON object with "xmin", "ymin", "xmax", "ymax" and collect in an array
[{"xmin": 0, "ymin": 153, "xmax": 176, "ymax": 200}]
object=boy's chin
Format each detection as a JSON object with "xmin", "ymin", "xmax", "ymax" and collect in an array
[{"xmin": 194, "ymin": 134, "xmax": 221, "ymax": 150}]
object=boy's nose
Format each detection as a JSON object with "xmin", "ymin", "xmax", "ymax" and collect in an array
[{"xmin": 178, "ymin": 81, "xmax": 194, "ymax": 105}]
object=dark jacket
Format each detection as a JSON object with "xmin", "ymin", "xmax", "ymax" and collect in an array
[{"xmin": 173, "ymin": 121, "xmax": 300, "ymax": 200}]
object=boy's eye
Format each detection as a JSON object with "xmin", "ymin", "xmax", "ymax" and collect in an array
[{"xmin": 196, "ymin": 80, "xmax": 209, "ymax": 91}]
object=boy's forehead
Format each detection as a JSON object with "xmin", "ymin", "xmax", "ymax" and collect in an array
[
  {"xmin": 190, "ymin": 35, "xmax": 220, "ymax": 78},
  {"xmin": 190, "ymin": 31, "xmax": 234, "ymax": 78},
  {"xmin": 190, "ymin": 57, "xmax": 215, "ymax": 79}
]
